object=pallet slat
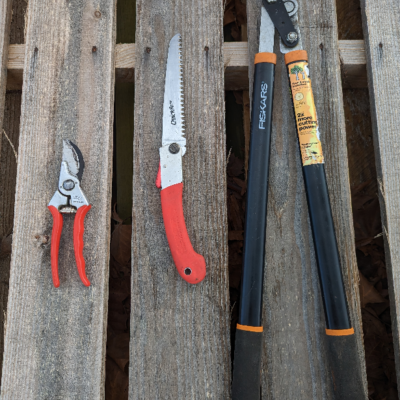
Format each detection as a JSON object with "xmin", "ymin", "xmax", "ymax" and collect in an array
[
  {"xmin": 7, "ymin": 41, "xmax": 368, "ymax": 91},
  {"xmin": 0, "ymin": 0, "xmax": 12, "ymax": 130},
  {"xmin": 1, "ymin": 1, "xmax": 116, "ymax": 397},
  {"xmin": 129, "ymin": 1, "xmax": 230, "ymax": 398},
  {"xmin": 245, "ymin": 0, "xmax": 368, "ymax": 397},
  {"xmin": 0, "ymin": 0, "xmax": 27, "ymax": 383},
  {"xmin": 361, "ymin": 0, "xmax": 400, "ymax": 390}
]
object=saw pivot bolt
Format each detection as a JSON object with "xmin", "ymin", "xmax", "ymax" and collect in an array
[
  {"xmin": 48, "ymin": 140, "xmax": 91, "ymax": 288},
  {"xmin": 168, "ymin": 143, "xmax": 180, "ymax": 154}
]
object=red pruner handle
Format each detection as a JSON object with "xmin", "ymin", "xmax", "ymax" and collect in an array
[
  {"xmin": 161, "ymin": 183, "xmax": 206, "ymax": 284},
  {"xmin": 48, "ymin": 205, "xmax": 63, "ymax": 288},
  {"xmin": 73, "ymin": 205, "xmax": 92, "ymax": 287}
]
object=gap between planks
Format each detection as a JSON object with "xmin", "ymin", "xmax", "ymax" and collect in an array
[{"xmin": 7, "ymin": 40, "xmax": 367, "ymax": 91}]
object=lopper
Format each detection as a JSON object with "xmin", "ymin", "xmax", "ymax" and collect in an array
[
  {"xmin": 48, "ymin": 140, "xmax": 91, "ymax": 288},
  {"xmin": 232, "ymin": 1, "xmax": 362, "ymax": 399},
  {"xmin": 155, "ymin": 34, "xmax": 206, "ymax": 284}
]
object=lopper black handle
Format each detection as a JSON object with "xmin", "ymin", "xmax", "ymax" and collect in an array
[
  {"xmin": 286, "ymin": 50, "xmax": 365, "ymax": 399},
  {"xmin": 285, "ymin": 49, "xmax": 352, "ymax": 334},
  {"xmin": 232, "ymin": 52, "xmax": 276, "ymax": 400}
]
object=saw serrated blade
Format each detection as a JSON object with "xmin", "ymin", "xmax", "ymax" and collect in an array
[
  {"xmin": 62, "ymin": 139, "xmax": 84, "ymax": 182},
  {"xmin": 162, "ymin": 33, "xmax": 186, "ymax": 156}
]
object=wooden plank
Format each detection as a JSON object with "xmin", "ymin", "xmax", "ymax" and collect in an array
[
  {"xmin": 7, "ymin": 41, "xmax": 369, "ymax": 90},
  {"xmin": 224, "ymin": 41, "xmax": 249, "ymax": 90},
  {"xmin": 5, "ymin": 44, "xmax": 23, "ymax": 90},
  {"xmin": 0, "ymin": 0, "xmax": 27, "ymax": 384},
  {"xmin": 115, "ymin": 43, "xmax": 135, "ymax": 83},
  {"xmin": 0, "ymin": 1, "xmax": 116, "ymax": 398},
  {"xmin": 129, "ymin": 0, "xmax": 230, "ymax": 398},
  {"xmin": 245, "ymin": 0, "xmax": 368, "ymax": 398},
  {"xmin": 360, "ymin": 0, "xmax": 400, "ymax": 390},
  {"xmin": 340, "ymin": 40, "xmax": 367, "ymax": 89},
  {"xmin": 0, "ymin": 0, "xmax": 12, "ymax": 131}
]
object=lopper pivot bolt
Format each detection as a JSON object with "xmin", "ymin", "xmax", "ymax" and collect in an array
[{"xmin": 48, "ymin": 140, "xmax": 91, "ymax": 288}]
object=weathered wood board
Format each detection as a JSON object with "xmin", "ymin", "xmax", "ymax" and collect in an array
[
  {"xmin": 8, "ymin": 41, "xmax": 368, "ymax": 91},
  {"xmin": 0, "ymin": 0, "xmax": 12, "ymax": 133},
  {"xmin": 1, "ymin": 0, "xmax": 116, "ymax": 398},
  {"xmin": 0, "ymin": 0, "xmax": 27, "ymax": 384},
  {"xmin": 0, "ymin": 92, "xmax": 20, "ymax": 383},
  {"xmin": 246, "ymin": 0, "xmax": 368, "ymax": 398},
  {"xmin": 340, "ymin": 40, "xmax": 367, "ymax": 89},
  {"xmin": 360, "ymin": 0, "xmax": 400, "ymax": 390},
  {"xmin": 129, "ymin": 0, "xmax": 230, "ymax": 398}
]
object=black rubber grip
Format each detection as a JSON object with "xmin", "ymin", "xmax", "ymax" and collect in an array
[
  {"xmin": 326, "ymin": 334, "xmax": 366, "ymax": 399},
  {"xmin": 238, "ymin": 59, "xmax": 275, "ymax": 327},
  {"xmin": 232, "ymin": 329, "xmax": 263, "ymax": 400},
  {"xmin": 303, "ymin": 164, "xmax": 351, "ymax": 330}
]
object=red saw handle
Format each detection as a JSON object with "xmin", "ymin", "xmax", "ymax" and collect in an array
[
  {"xmin": 161, "ymin": 183, "xmax": 206, "ymax": 284},
  {"xmin": 48, "ymin": 205, "xmax": 63, "ymax": 288},
  {"xmin": 73, "ymin": 205, "xmax": 91, "ymax": 287}
]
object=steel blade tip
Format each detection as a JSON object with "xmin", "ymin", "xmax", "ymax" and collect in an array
[
  {"xmin": 259, "ymin": 6, "xmax": 275, "ymax": 54},
  {"xmin": 62, "ymin": 139, "xmax": 85, "ymax": 181},
  {"xmin": 162, "ymin": 33, "xmax": 187, "ymax": 155}
]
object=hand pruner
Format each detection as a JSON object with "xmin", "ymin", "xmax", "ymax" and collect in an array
[{"xmin": 48, "ymin": 140, "xmax": 91, "ymax": 288}]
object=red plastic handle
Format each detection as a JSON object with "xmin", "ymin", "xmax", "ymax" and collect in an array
[
  {"xmin": 160, "ymin": 183, "xmax": 206, "ymax": 284},
  {"xmin": 73, "ymin": 205, "xmax": 91, "ymax": 287},
  {"xmin": 48, "ymin": 205, "xmax": 63, "ymax": 288}
]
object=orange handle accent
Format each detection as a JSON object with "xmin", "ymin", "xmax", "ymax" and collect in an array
[
  {"xmin": 161, "ymin": 183, "xmax": 206, "ymax": 284},
  {"xmin": 254, "ymin": 52, "xmax": 277, "ymax": 65},
  {"xmin": 326, "ymin": 328, "xmax": 355, "ymax": 336},
  {"xmin": 236, "ymin": 324, "xmax": 263, "ymax": 333},
  {"xmin": 284, "ymin": 49, "xmax": 308, "ymax": 65},
  {"xmin": 73, "ymin": 205, "xmax": 91, "ymax": 287},
  {"xmin": 48, "ymin": 205, "xmax": 63, "ymax": 288}
]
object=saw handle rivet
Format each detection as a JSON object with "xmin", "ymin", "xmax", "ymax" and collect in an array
[
  {"xmin": 169, "ymin": 143, "xmax": 180, "ymax": 154},
  {"xmin": 63, "ymin": 179, "xmax": 75, "ymax": 191}
]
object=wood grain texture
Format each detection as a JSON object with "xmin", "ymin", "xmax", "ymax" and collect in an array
[
  {"xmin": 245, "ymin": 0, "xmax": 368, "ymax": 398},
  {"xmin": 6, "ymin": 44, "xmax": 23, "ymax": 90},
  {"xmin": 360, "ymin": 0, "xmax": 400, "ymax": 389},
  {"xmin": 0, "ymin": 0, "xmax": 27, "ymax": 384},
  {"xmin": 340, "ymin": 40, "xmax": 367, "ymax": 89},
  {"xmin": 0, "ymin": 92, "xmax": 21, "ymax": 383},
  {"xmin": 7, "ymin": 41, "xmax": 369, "ymax": 90},
  {"xmin": 129, "ymin": 0, "xmax": 230, "ymax": 398},
  {"xmin": 1, "ymin": 0, "xmax": 116, "ymax": 398},
  {"xmin": 0, "ymin": 0, "xmax": 12, "ymax": 134}
]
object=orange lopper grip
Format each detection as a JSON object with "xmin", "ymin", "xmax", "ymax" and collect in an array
[
  {"xmin": 73, "ymin": 205, "xmax": 91, "ymax": 287},
  {"xmin": 160, "ymin": 183, "xmax": 206, "ymax": 284},
  {"xmin": 48, "ymin": 205, "xmax": 63, "ymax": 288}
]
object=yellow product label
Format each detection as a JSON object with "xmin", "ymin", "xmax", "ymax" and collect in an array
[{"xmin": 288, "ymin": 61, "xmax": 324, "ymax": 166}]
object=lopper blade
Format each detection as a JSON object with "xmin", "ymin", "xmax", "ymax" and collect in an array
[
  {"xmin": 162, "ymin": 34, "xmax": 186, "ymax": 156},
  {"xmin": 259, "ymin": 6, "xmax": 275, "ymax": 54}
]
